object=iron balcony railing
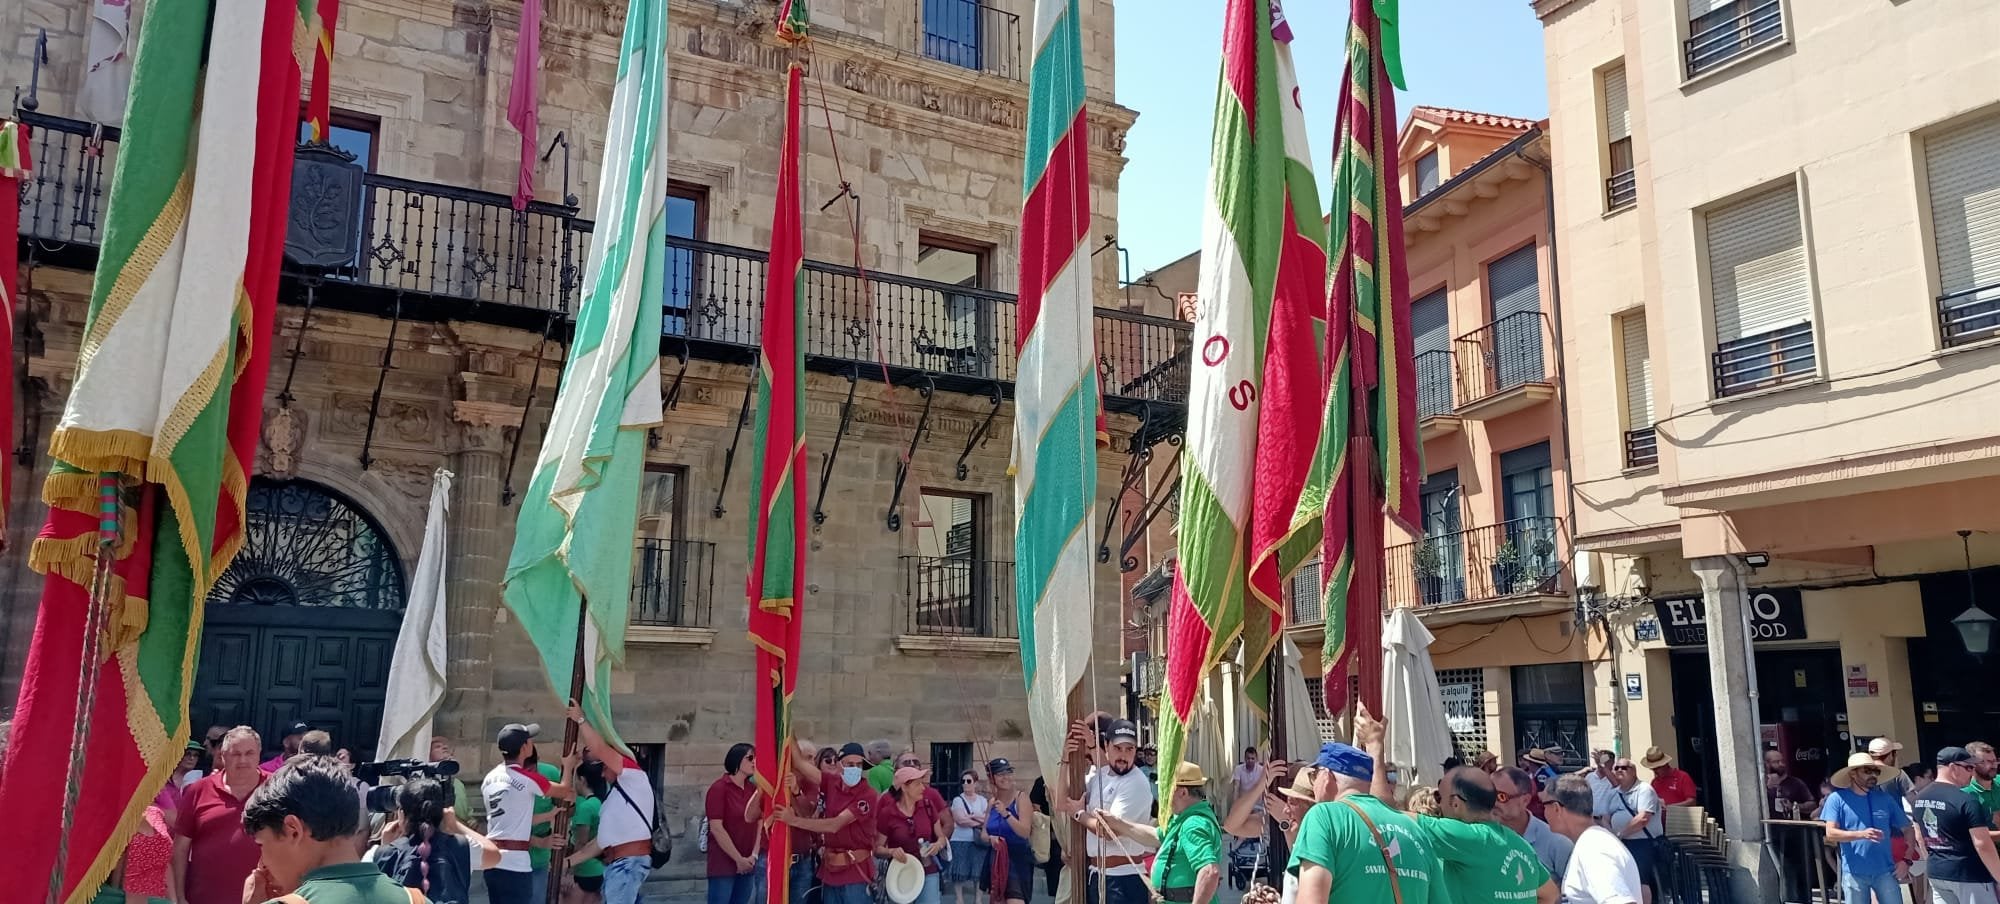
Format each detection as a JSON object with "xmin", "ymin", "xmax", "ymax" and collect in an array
[
  {"xmin": 1416, "ymin": 349, "xmax": 1456, "ymax": 420},
  {"xmin": 630, "ymin": 539, "xmax": 717, "ymax": 628},
  {"xmin": 662, "ymin": 235, "xmax": 1193, "ymax": 403},
  {"xmin": 1624, "ymin": 426, "xmax": 1659, "ymax": 469},
  {"xmin": 1712, "ymin": 322, "xmax": 1815, "ymax": 397},
  {"xmin": 1386, "ymin": 516, "xmax": 1565, "ymax": 609},
  {"xmin": 1683, "ymin": 0, "xmax": 1784, "ymax": 79},
  {"xmin": 15, "ymin": 110, "xmax": 593, "ymax": 314},
  {"xmin": 1132, "ymin": 654, "xmax": 1165, "ymax": 700},
  {"xmin": 901, "ymin": 555, "xmax": 1018, "ymax": 639},
  {"xmin": 14, "ymin": 111, "xmax": 1193, "ymax": 403},
  {"xmin": 921, "ymin": 0, "xmax": 1024, "ymax": 80},
  {"xmin": 1937, "ymin": 283, "xmax": 2000, "ymax": 347},
  {"xmin": 1455, "ymin": 310, "xmax": 1550, "ymax": 406},
  {"xmin": 1287, "ymin": 558, "xmax": 1325, "ymax": 627},
  {"xmin": 1605, "ymin": 168, "xmax": 1638, "ymax": 211}
]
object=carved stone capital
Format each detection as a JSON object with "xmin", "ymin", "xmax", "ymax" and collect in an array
[{"xmin": 452, "ymin": 399, "xmax": 527, "ymax": 429}]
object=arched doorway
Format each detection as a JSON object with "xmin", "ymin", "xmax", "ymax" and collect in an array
[{"xmin": 191, "ymin": 478, "xmax": 407, "ymax": 759}]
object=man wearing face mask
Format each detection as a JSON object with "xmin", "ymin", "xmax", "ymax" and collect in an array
[{"xmin": 780, "ymin": 741, "xmax": 880, "ymax": 904}]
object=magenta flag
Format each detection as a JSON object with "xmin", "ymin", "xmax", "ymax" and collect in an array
[{"xmin": 507, "ymin": 0, "xmax": 543, "ymax": 210}]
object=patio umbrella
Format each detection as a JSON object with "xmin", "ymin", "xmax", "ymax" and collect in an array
[
  {"xmin": 1278, "ymin": 637, "xmax": 1324, "ymax": 763},
  {"xmin": 1382, "ymin": 607, "xmax": 1455, "ymax": 791}
]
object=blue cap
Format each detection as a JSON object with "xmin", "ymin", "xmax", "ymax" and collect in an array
[{"xmin": 1316, "ymin": 742, "xmax": 1374, "ymax": 782}]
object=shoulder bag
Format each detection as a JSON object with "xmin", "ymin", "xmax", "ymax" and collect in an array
[
  {"xmin": 1338, "ymin": 800, "xmax": 1407, "ymax": 904},
  {"xmin": 615, "ymin": 780, "xmax": 675, "ymax": 870}
]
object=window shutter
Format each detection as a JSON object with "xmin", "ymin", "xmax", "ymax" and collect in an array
[
  {"xmin": 1686, "ymin": 0, "xmax": 1723, "ymax": 18},
  {"xmin": 1412, "ymin": 289, "xmax": 1450, "ymax": 355},
  {"xmin": 1488, "ymin": 245, "xmax": 1541, "ymax": 321},
  {"xmin": 1621, "ymin": 312, "xmax": 1654, "ymax": 429},
  {"xmin": 1603, "ymin": 65, "xmax": 1630, "ymax": 143},
  {"xmin": 1926, "ymin": 115, "xmax": 2000, "ymax": 298},
  {"xmin": 1706, "ymin": 184, "xmax": 1811, "ymax": 342}
]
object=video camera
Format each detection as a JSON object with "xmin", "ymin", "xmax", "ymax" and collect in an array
[{"xmin": 353, "ymin": 758, "xmax": 460, "ymax": 814}]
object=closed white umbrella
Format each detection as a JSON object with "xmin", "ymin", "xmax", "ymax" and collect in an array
[
  {"xmin": 1382, "ymin": 607, "xmax": 1454, "ymax": 791},
  {"xmin": 1278, "ymin": 637, "xmax": 1322, "ymax": 764}
]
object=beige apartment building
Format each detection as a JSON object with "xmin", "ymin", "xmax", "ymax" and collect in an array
[
  {"xmin": 1540, "ymin": 0, "xmax": 2000, "ymax": 893},
  {"xmin": 1, "ymin": 0, "xmax": 1179, "ymax": 885}
]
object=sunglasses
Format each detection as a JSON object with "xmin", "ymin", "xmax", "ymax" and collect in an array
[
  {"xmin": 1614, "ymin": 765, "xmax": 1635, "ymax": 771},
  {"xmin": 899, "ymin": 760, "xmax": 922, "ymax": 768}
]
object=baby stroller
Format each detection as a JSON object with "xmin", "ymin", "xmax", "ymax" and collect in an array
[{"xmin": 1229, "ymin": 838, "xmax": 1271, "ymax": 891}]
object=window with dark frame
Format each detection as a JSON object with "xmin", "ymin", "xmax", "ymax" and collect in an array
[
  {"xmin": 909, "ymin": 490, "xmax": 999, "ymax": 637},
  {"xmin": 297, "ymin": 109, "xmax": 380, "ymax": 172},
  {"xmin": 931, "ymin": 742, "xmax": 974, "ymax": 798},
  {"xmin": 664, "ymin": 182, "xmax": 709, "ymax": 338},
  {"xmin": 1603, "ymin": 64, "xmax": 1635, "ymax": 211},
  {"xmin": 632, "ymin": 465, "xmax": 706, "ymax": 628},
  {"xmin": 915, "ymin": 234, "xmax": 995, "ymax": 377},
  {"xmin": 1415, "ymin": 150, "xmax": 1441, "ymax": 197},
  {"xmin": 923, "ymin": 0, "xmax": 985, "ymax": 72}
]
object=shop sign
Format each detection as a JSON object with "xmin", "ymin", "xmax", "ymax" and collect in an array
[
  {"xmin": 1440, "ymin": 683, "xmax": 1479, "ymax": 733},
  {"xmin": 1651, "ymin": 588, "xmax": 1806, "ymax": 648}
]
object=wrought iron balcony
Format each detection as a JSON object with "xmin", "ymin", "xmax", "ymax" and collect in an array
[
  {"xmin": 1416, "ymin": 349, "xmax": 1456, "ymax": 420},
  {"xmin": 1605, "ymin": 169, "xmax": 1638, "ymax": 211},
  {"xmin": 1683, "ymin": 0, "xmax": 1784, "ymax": 79},
  {"xmin": 921, "ymin": 0, "xmax": 1023, "ymax": 80},
  {"xmin": 901, "ymin": 555, "xmax": 1017, "ymax": 640},
  {"xmin": 1624, "ymin": 426, "xmax": 1659, "ymax": 469},
  {"xmin": 1385, "ymin": 516, "xmax": 1565, "ymax": 610},
  {"xmin": 1937, "ymin": 283, "xmax": 2000, "ymax": 348},
  {"xmin": 1287, "ymin": 557, "xmax": 1325, "ymax": 627},
  {"xmin": 1132, "ymin": 654, "xmax": 1165, "ymax": 701},
  {"xmin": 1712, "ymin": 322, "xmax": 1815, "ymax": 397},
  {"xmin": 630, "ymin": 539, "xmax": 717, "ymax": 628},
  {"xmin": 662, "ymin": 235, "xmax": 1192, "ymax": 405},
  {"xmin": 14, "ymin": 110, "xmax": 1193, "ymax": 415},
  {"xmin": 1455, "ymin": 310, "xmax": 1551, "ymax": 409}
]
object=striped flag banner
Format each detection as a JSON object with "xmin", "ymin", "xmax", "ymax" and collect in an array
[
  {"xmin": 500, "ymin": 0, "xmax": 668, "ymax": 750},
  {"xmin": 0, "ymin": 120, "xmax": 26, "ymax": 545},
  {"xmin": 1160, "ymin": 0, "xmax": 1325, "ymax": 797},
  {"xmin": 305, "ymin": 0, "xmax": 340, "ymax": 141},
  {"xmin": 0, "ymin": 0, "xmax": 306, "ymax": 895},
  {"xmin": 750, "ymin": 8, "xmax": 810, "ymax": 904},
  {"xmin": 1321, "ymin": 0, "xmax": 1419, "ymax": 716},
  {"xmin": 1014, "ymin": 0, "xmax": 1098, "ymax": 780}
]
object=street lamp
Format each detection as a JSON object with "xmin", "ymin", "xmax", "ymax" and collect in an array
[{"xmin": 1953, "ymin": 531, "xmax": 1997, "ymax": 656}]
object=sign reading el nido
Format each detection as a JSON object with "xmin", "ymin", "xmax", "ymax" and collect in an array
[{"xmin": 1651, "ymin": 588, "xmax": 1806, "ymax": 648}]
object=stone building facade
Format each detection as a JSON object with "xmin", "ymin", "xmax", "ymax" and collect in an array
[{"xmin": 1, "ymin": 0, "xmax": 1184, "ymax": 877}]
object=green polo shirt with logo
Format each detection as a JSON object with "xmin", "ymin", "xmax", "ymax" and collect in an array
[
  {"xmin": 260, "ymin": 861, "xmax": 412, "ymax": 903},
  {"xmin": 1416, "ymin": 815, "xmax": 1547, "ymax": 904},
  {"xmin": 1152, "ymin": 800, "xmax": 1223, "ymax": 891},
  {"xmin": 1291, "ymin": 796, "xmax": 1449, "ymax": 904}
]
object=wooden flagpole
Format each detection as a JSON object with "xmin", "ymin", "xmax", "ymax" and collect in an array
[{"xmin": 545, "ymin": 592, "xmax": 589, "ymax": 904}]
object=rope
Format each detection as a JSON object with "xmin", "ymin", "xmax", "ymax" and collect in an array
[
  {"xmin": 48, "ymin": 474, "xmax": 122, "ymax": 904},
  {"xmin": 805, "ymin": 68, "xmax": 895, "ymax": 393}
]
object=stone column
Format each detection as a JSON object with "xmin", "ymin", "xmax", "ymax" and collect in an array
[
  {"xmin": 435, "ymin": 393, "xmax": 523, "ymax": 762},
  {"xmin": 1691, "ymin": 554, "xmax": 1779, "ymax": 904}
]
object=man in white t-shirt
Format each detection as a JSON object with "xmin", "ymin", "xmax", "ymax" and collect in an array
[
  {"xmin": 1583, "ymin": 750, "xmax": 1619, "ymax": 825},
  {"xmin": 1546, "ymin": 773, "xmax": 1642, "ymax": 904},
  {"xmin": 483, "ymin": 722, "xmax": 551, "ymax": 904},
  {"xmin": 1059, "ymin": 718, "xmax": 1158, "ymax": 904},
  {"xmin": 1608, "ymin": 757, "xmax": 1664, "ymax": 897},
  {"xmin": 568, "ymin": 704, "xmax": 660, "ymax": 904}
]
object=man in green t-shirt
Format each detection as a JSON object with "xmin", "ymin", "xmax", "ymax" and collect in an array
[
  {"xmin": 1094, "ymin": 762, "xmax": 1221, "ymax": 904},
  {"xmin": 864, "ymin": 740, "xmax": 898, "ymax": 793},
  {"xmin": 1290, "ymin": 742, "xmax": 1450, "ymax": 904},
  {"xmin": 565, "ymin": 792, "xmax": 606, "ymax": 901},
  {"xmin": 530, "ymin": 752, "xmax": 563, "ymax": 901},
  {"xmin": 1416, "ymin": 768, "xmax": 1556, "ymax": 904},
  {"xmin": 1965, "ymin": 742, "xmax": 2000, "ymax": 827}
]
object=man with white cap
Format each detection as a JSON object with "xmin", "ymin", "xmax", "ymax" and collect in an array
[
  {"xmin": 1874, "ymin": 738, "xmax": 1917, "ymax": 800},
  {"xmin": 483, "ymin": 722, "xmax": 552, "ymax": 904},
  {"xmin": 1915, "ymin": 746, "xmax": 2000, "ymax": 904},
  {"xmin": 1824, "ymin": 750, "xmax": 1923, "ymax": 904}
]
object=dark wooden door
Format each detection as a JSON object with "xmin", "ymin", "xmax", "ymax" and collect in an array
[{"xmin": 193, "ymin": 604, "xmax": 400, "ymax": 760}]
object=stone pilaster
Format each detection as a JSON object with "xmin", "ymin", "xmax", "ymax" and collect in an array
[
  {"xmin": 1691, "ymin": 555, "xmax": 1780, "ymax": 904},
  {"xmin": 435, "ymin": 392, "xmax": 524, "ymax": 762}
]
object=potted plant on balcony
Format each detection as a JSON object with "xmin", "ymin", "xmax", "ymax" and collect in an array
[
  {"xmin": 1413, "ymin": 540, "xmax": 1448, "ymax": 606},
  {"xmin": 1492, "ymin": 535, "xmax": 1561, "ymax": 596}
]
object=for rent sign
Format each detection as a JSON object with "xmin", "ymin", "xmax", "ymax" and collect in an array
[{"xmin": 1651, "ymin": 588, "xmax": 1806, "ymax": 648}]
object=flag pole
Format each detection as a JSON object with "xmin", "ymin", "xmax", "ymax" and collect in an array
[
  {"xmin": 547, "ymin": 592, "xmax": 589, "ymax": 904},
  {"xmin": 47, "ymin": 476, "xmax": 121, "ymax": 904},
  {"xmin": 1263, "ymin": 654, "xmax": 1290, "ymax": 881}
]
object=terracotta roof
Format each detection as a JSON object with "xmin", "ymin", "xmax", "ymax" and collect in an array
[{"xmin": 1407, "ymin": 105, "xmax": 1538, "ymax": 132}]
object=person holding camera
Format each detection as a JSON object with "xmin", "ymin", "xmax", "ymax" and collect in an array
[
  {"xmin": 238, "ymin": 756, "xmax": 413, "ymax": 903},
  {"xmin": 372, "ymin": 777, "xmax": 504, "ymax": 904}
]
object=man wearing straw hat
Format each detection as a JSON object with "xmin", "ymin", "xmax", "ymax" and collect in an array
[
  {"xmin": 1639, "ymin": 748, "xmax": 1696, "ymax": 808},
  {"xmin": 1823, "ymin": 750, "xmax": 1923, "ymax": 904},
  {"xmin": 1094, "ymin": 763, "xmax": 1222, "ymax": 904}
]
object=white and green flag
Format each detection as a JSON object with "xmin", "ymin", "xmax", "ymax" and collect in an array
[{"xmin": 501, "ymin": 0, "xmax": 668, "ymax": 750}]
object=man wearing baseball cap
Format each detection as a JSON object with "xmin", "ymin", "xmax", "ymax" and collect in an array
[
  {"xmin": 1291, "ymin": 724, "xmax": 1448, "ymax": 904},
  {"xmin": 482, "ymin": 722, "xmax": 551, "ymax": 904},
  {"xmin": 1054, "ymin": 717, "xmax": 1156, "ymax": 904},
  {"xmin": 261, "ymin": 720, "xmax": 312, "ymax": 774},
  {"xmin": 1915, "ymin": 746, "xmax": 2000, "ymax": 904}
]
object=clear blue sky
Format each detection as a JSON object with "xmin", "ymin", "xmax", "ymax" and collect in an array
[{"xmin": 1112, "ymin": 1, "xmax": 1550, "ymax": 277}]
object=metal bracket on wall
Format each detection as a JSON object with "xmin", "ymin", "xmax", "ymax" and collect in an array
[
  {"xmin": 1117, "ymin": 437, "xmax": 1183, "ymax": 573},
  {"xmin": 358, "ymin": 293, "xmax": 403, "ymax": 471},
  {"xmin": 885, "ymin": 373, "xmax": 936, "ymax": 532},
  {"xmin": 954, "ymin": 382, "xmax": 1003, "ymax": 481},
  {"xmin": 811, "ymin": 366, "xmax": 860, "ymax": 527},
  {"xmin": 711, "ymin": 352, "xmax": 761, "ymax": 519},
  {"xmin": 662, "ymin": 339, "xmax": 690, "ymax": 411},
  {"xmin": 1097, "ymin": 403, "xmax": 1157, "ymax": 563},
  {"xmin": 500, "ymin": 310, "xmax": 563, "ymax": 506},
  {"xmin": 275, "ymin": 276, "xmax": 321, "ymax": 408}
]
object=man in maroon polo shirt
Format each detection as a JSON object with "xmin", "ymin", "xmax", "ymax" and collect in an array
[{"xmin": 172, "ymin": 725, "xmax": 267, "ymax": 904}]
